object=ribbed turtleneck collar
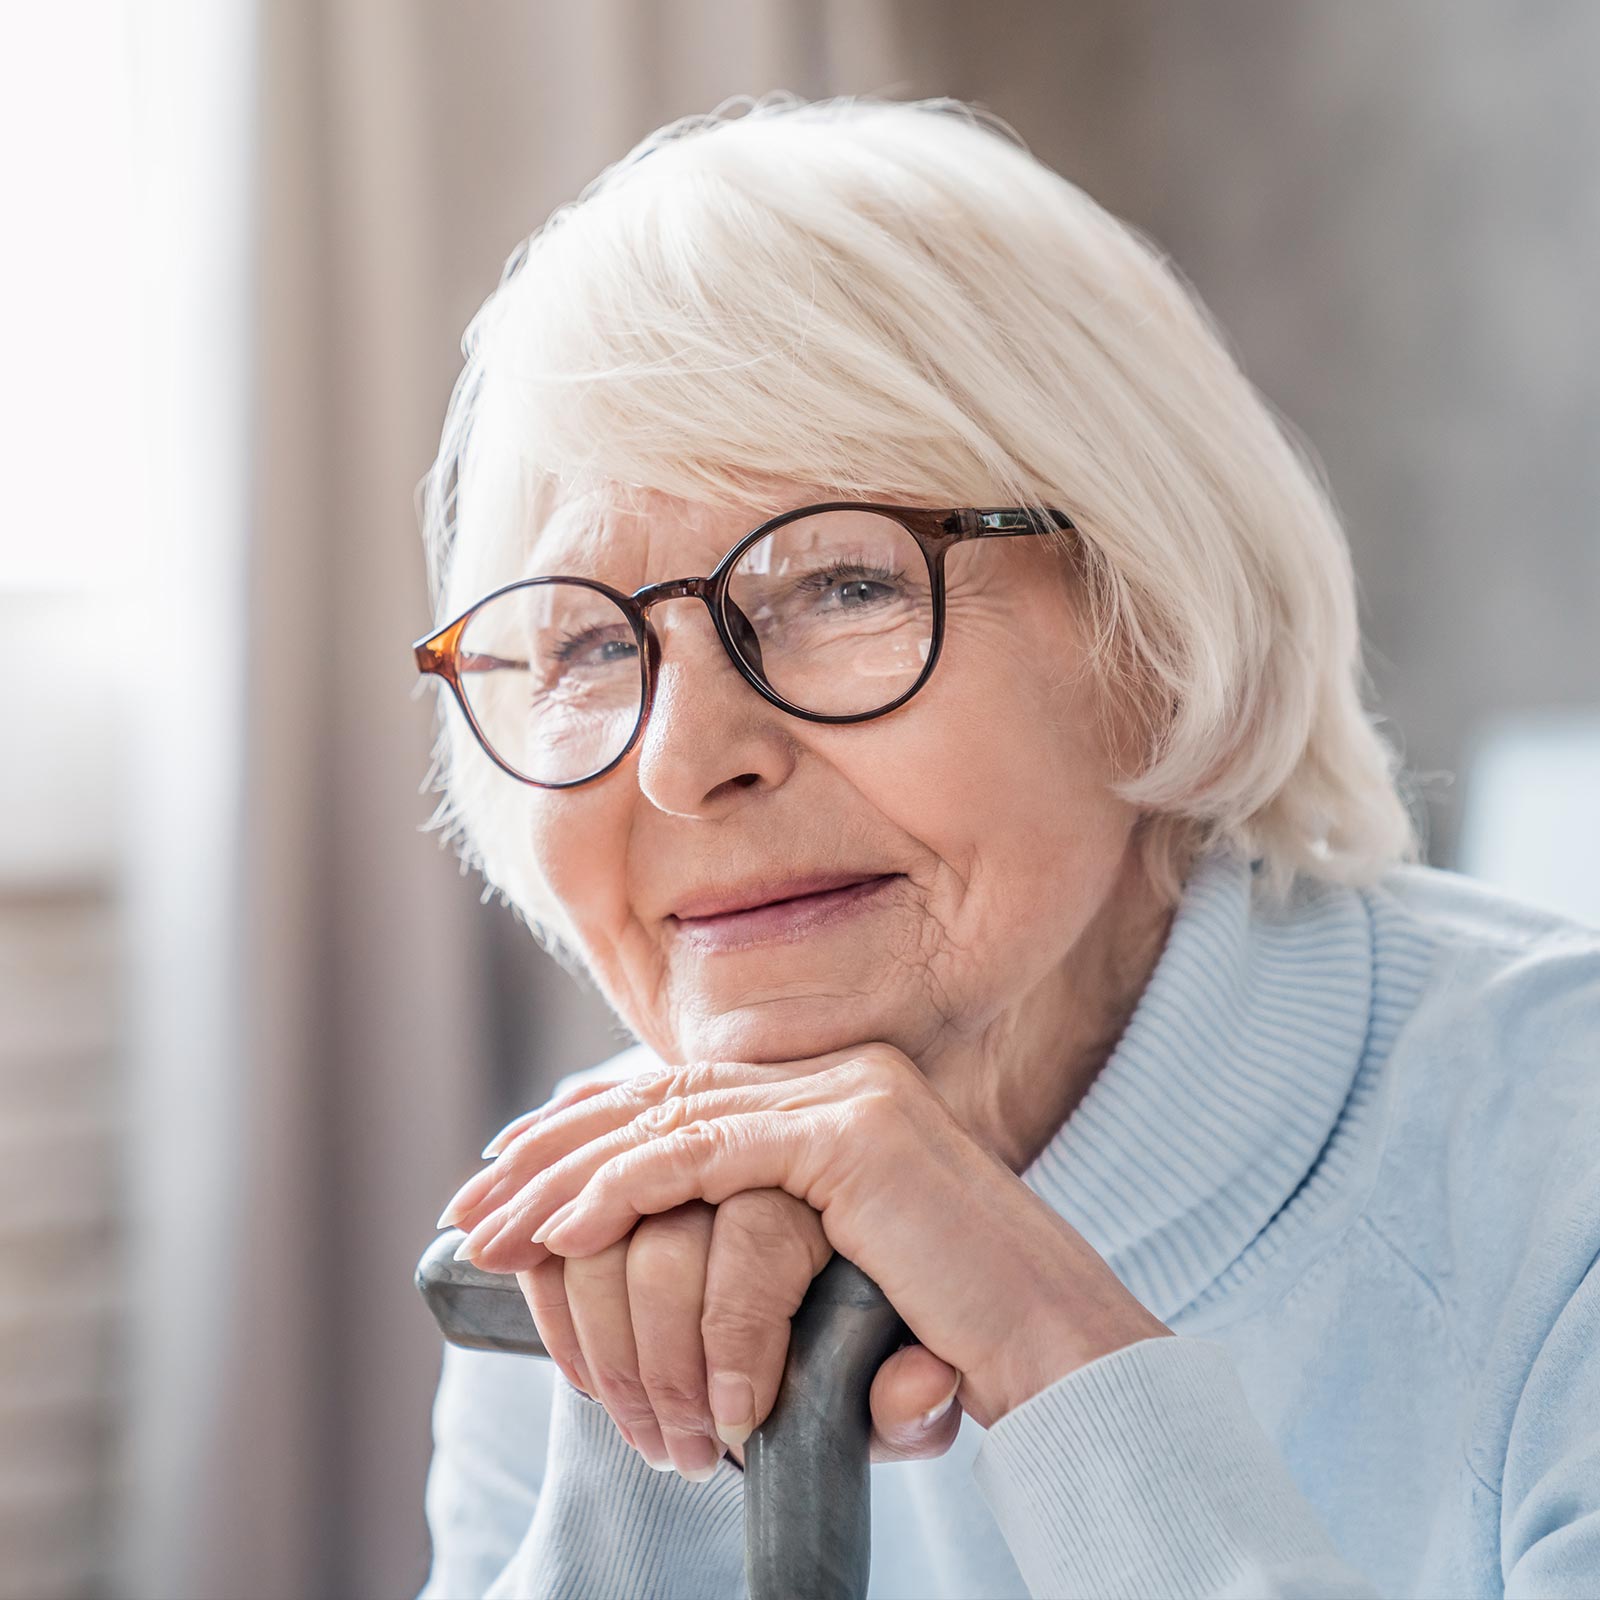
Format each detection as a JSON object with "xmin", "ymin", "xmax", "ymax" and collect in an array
[{"xmin": 1023, "ymin": 844, "xmax": 1375, "ymax": 1323}]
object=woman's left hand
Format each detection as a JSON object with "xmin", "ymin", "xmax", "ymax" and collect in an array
[{"xmin": 440, "ymin": 1042, "xmax": 1171, "ymax": 1428}]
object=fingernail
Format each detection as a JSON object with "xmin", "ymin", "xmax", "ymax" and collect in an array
[
  {"xmin": 453, "ymin": 1211, "xmax": 504, "ymax": 1262},
  {"xmin": 709, "ymin": 1373, "xmax": 755, "ymax": 1447},
  {"xmin": 436, "ymin": 1180, "xmax": 480, "ymax": 1230},
  {"xmin": 665, "ymin": 1429, "xmax": 723, "ymax": 1483},
  {"xmin": 480, "ymin": 1123, "xmax": 524, "ymax": 1161},
  {"xmin": 532, "ymin": 1197, "xmax": 579, "ymax": 1245},
  {"xmin": 480, "ymin": 1130, "xmax": 518, "ymax": 1160},
  {"xmin": 918, "ymin": 1379, "xmax": 960, "ymax": 1431},
  {"xmin": 482, "ymin": 1106, "xmax": 549, "ymax": 1159}
]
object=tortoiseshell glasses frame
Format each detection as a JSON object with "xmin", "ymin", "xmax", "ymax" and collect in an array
[{"xmin": 411, "ymin": 500, "xmax": 1078, "ymax": 790}]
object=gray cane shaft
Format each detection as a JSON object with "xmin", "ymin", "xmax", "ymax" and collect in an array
[{"xmin": 744, "ymin": 1254, "xmax": 911, "ymax": 1600}]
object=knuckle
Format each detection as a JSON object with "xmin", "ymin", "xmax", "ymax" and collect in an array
[
  {"xmin": 624, "ymin": 1065, "xmax": 680, "ymax": 1106},
  {"xmin": 625, "ymin": 1062, "xmax": 707, "ymax": 1110},
  {"xmin": 701, "ymin": 1295, "xmax": 785, "ymax": 1351},
  {"xmin": 669, "ymin": 1119, "xmax": 721, "ymax": 1164},
  {"xmin": 855, "ymin": 1041, "xmax": 911, "ymax": 1086},
  {"xmin": 635, "ymin": 1365, "xmax": 705, "ymax": 1423},
  {"xmin": 625, "ymin": 1218, "xmax": 708, "ymax": 1298},
  {"xmin": 634, "ymin": 1096, "xmax": 688, "ymax": 1139},
  {"xmin": 850, "ymin": 1049, "xmax": 913, "ymax": 1131},
  {"xmin": 585, "ymin": 1361, "xmax": 653, "ymax": 1424}
]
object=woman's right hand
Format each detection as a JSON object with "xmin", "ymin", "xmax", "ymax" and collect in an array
[{"xmin": 514, "ymin": 1187, "xmax": 966, "ymax": 1481}]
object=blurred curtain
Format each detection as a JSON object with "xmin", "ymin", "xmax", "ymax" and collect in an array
[{"xmin": 116, "ymin": 3, "xmax": 908, "ymax": 1599}]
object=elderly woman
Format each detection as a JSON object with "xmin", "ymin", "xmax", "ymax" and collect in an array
[{"xmin": 413, "ymin": 95, "xmax": 1600, "ymax": 1599}]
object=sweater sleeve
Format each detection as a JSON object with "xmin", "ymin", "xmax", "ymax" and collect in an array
[
  {"xmin": 970, "ymin": 1335, "xmax": 1380, "ymax": 1600},
  {"xmin": 416, "ymin": 1339, "xmax": 747, "ymax": 1600},
  {"xmin": 1500, "ymin": 1255, "xmax": 1600, "ymax": 1597},
  {"xmin": 417, "ymin": 1342, "xmax": 553, "ymax": 1600}
]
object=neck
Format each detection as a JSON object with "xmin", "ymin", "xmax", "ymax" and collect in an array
[{"xmin": 919, "ymin": 840, "xmax": 1178, "ymax": 1174}]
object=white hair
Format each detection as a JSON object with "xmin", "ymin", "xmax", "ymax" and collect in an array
[{"xmin": 416, "ymin": 90, "xmax": 1421, "ymax": 964}]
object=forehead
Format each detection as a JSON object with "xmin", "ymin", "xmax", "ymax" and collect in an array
[{"xmin": 523, "ymin": 480, "xmax": 838, "ymax": 580}]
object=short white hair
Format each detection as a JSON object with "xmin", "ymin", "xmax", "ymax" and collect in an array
[{"xmin": 417, "ymin": 91, "xmax": 1421, "ymax": 962}]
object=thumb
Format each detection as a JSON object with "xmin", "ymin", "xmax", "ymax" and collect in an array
[{"xmin": 868, "ymin": 1343, "xmax": 963, "ymax": 1463}]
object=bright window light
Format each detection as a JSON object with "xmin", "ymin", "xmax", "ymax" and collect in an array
[{"xmin": 0, "ymin": 2, "xmax": 141, "ymax": 593}]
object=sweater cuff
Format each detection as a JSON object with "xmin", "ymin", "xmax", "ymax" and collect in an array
[
  {"xmin": 487, "ymin": 1376, "xmax": 745, "ymax": 1600},
  {"xmin": 970, "ymin": 1335, "xmax": 1374, "ymax": 1600}
]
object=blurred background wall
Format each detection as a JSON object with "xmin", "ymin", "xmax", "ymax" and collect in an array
[{"xmin": 2, "ymin": 2, "xmax": 1595, "ymax": 1597}]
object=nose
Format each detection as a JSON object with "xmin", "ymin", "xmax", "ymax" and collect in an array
[{"xmin": 630, "ymin": 596, "xmax": 797, "ymax": 815}]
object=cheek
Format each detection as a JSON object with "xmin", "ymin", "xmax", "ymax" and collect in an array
[
  {"xmin": 873, "ymin": 612, "xmax": 1135, "ymax": 939},
  {"xmin": 525, "ymin": 793, "xmax": 631, "ymax": 945}
]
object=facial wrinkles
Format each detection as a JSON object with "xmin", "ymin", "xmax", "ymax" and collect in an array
[
  {"xmin": 891, "ymin": 891, "xmax": 962, "ymax": 1063},
  {"xmin": 533, "ymin": 489, "xmax": 1130, "ymax": 1119}
]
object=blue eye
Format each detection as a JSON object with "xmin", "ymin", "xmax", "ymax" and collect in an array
[
  {"xmin": 795, "ymin": 561, "xmax": 906, "ymax": 608},
  {"xmin": 550, "ymin": 628, "xmax": 638, "ymax": 667}
]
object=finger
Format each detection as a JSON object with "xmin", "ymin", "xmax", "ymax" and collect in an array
[
  {"xmin": 701, "ymin": 1190, "xmax": 831, "ymax": 1448},
  {"xmin": 529, "ymin": 1108, "xmax": 842, "ymax": 1263},
  {"xmin": 460, "ymin": 1091, "xmax": 829, "ymax": 1272},
  {"xmin": 515, "ymin": 1262, "xmax": 590, "ymax": 1397},
  {"xmin": 867, "ymin": 1342, "xmax": 963, "ymax": 1463},
  {"xmin": 482, "ymin": 1075, "xmax": 629, "ymax": 1158},
  {"xmin": 625, "ymin": 1202, "xmax": 725, "ymax": 1481},
  {"xmin": 439, "ymin": 1077, "xmax": 633, "ymax": 1227},
  {"xmin": 449, "ymin": 1063, "xmax": 814, "ymax": 1241},
  {"xmin": 564, "ymin": 1238, "xmax": 671, "ymax": 1470}
]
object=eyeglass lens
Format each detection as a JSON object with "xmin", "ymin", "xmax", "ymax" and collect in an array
[{"xmin": 455, "ymin": 508, "xmax": 935, "ymax": 785}]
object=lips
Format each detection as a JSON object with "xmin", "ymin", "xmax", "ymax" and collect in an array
[{"xmin": 669, "ymin": 871, "xmax": 896, "ymax": 921}]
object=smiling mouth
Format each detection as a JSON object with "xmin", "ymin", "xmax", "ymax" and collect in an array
[
  {"xmin": 669, "ymin": 871, "xmax": 901, "ymax": 922},
  {"xmin": 668, "ymin": 874, "xmax": 904, "ymax": 950}
]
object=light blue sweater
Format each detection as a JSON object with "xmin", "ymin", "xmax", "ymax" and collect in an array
[{"xmin": 417, "ymin": 845, "xmax": 1600, "ymax": 1598}]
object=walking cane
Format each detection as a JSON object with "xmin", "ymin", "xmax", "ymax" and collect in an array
[{"xmin": 418, "ymin": 1231, "xmax": 910, "ymax": 1600}]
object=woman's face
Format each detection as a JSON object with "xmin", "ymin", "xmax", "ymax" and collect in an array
[{"xmin": 522, "ymin": 483, "xmax": 1146, "ymax": 1077}]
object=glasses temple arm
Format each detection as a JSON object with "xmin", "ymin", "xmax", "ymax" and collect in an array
[
  {"xmin": 456, "ymin": 650, "xmax": 531, "ymax": 673},
  {"xmin": 967, "ymin": 509, "xmax": 1076, "ymax": 537}
]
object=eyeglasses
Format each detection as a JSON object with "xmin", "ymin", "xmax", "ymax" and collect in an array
[{"xmin": 412, "ymin": 499, "xmax": 1077, "ymax": 789}]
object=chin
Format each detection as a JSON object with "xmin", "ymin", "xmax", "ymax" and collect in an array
[{"xmin": 678, "ymin": 994, "xmax": 900, "ymax": 1067}]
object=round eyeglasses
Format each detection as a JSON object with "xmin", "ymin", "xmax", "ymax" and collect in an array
[{"xmin": 412, "ymin": 500, "xmax": 1077, "ymax": 789}]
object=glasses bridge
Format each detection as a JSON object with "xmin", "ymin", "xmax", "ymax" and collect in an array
[{"xmin": 633, "ymin": 576, "xmax": 714, "ymax": 610}]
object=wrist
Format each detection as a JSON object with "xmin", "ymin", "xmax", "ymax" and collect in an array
[{"xmin": 968, "ymin": 1295, "xmax": 1173, "ymax": 1426}]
